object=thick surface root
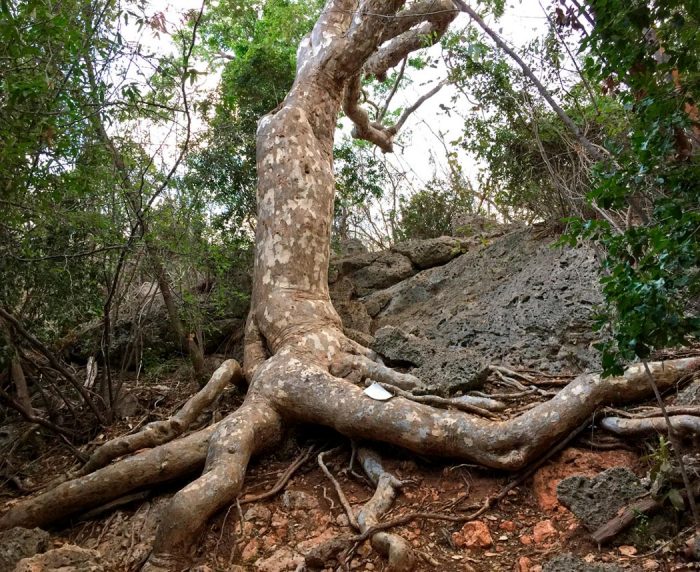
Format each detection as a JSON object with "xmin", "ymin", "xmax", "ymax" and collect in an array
[
  {"xmin": 78, "ymin": 360, "xmax": 243, "ymax": 476},
  {"xmin": 262, "ymin": 356, "xmax": 700, "ymax": 470},
  {"xmin": 601, "ymin": 414, "xmax": 700, "ymax": 439},
  {"xmin": 357, "ymin": 447, "xmax": 415, "ymax": 571},
  {"xmin": 144, "ymin": 396, "xmax": 282, "ymax": 570},
  {"xmin": 1, "ymin": 354, "xmax": 698, "ymax": 571},
  {"xmin": 0, "ymin": 423, "xmax": 216, "ymax": 530}
]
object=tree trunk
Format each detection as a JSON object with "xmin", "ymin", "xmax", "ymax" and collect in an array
[{"xmin": 148, "ymin": 245, "xmax": 206, "ymax": 379}]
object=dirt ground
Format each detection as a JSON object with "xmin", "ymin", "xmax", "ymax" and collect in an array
[{"xmin": 2, "ymin": 363, "xmax": 698, "ymax": 572}]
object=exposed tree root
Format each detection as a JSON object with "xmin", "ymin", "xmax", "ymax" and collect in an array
[
  {"xmin": 143, "ymin": 397, "xmax": 282, "ymax": 571},
  {"xmin": 355, "ymin": 447, "xmax": 415, "ymax": 571},
  {"xmin": 318, "ymin": 448, "xmax": 359, "ymax": 530},
  {"xmin": 240, "ymin": 445, "xmax": 315, "ymax": 504},
  {"xmin": 78, "ymin": 360, "xmax": 243, "ymax": 476},
  {"xmin": 263, "ymin": 356, "xmax": 700, "ymax": 470},
  {"xmin": 331, "ymin": 354, "xmax": 423, "ymax": 391},
  {"xmin": 601, "ymin": 415, "xmax": 700, "ymax": 439},
  {"xmin": 0, "ymin": 422, "xmax": 216, "ymax": 530},
  {"xmin": 373, "ymin": 381, "xmax": 502, "ymax": 417},
  {"xmin": 0, "ymin": 356, "xmax": 698, "ymax": 570},
  {"xmin": 631, "ymin": 406, "xmax": 700, "ymax": 418}
]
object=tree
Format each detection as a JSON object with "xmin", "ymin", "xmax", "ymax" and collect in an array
[
  {"xmin": 562, "ymin": 0, "xmax": 700, "ymax": 374},
  {"xmin": 1, "ymin": 1, "xmax": 698, "ymax": 570}
]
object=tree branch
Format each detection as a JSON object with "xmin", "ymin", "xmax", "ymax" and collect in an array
[
  {"xmin": 453, "ymin": 0, "xmax": 607, "ymax": 161},
  {"xmin": 0, "ymin": 307, "xmax": 107, "ymax": 425},
  {"xmin": 378, "ymin": 56, "xmax": 408, "ymax": 122},
  {"xmin": 364, "ymin": 12, "xmax": 455, "ymax": 80}
]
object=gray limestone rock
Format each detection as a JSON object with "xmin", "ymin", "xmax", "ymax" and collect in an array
[
  {"xmin": 676, "ymin": 378, "xmax": 700, "ymax": 406},
  {"xmin": 368, "ymin": 228, "xmax": 604, "ymax": 376},
  {"xmin": 346, "ymin": 251, "xmax": 415, "ymax": 296},
  {"xmin": 542, "ymin": 553, "xmax": 623, "ymax": 572},
  {"xmin": 13, "ymin": 545, "xmax": 103, "ymax": 572},
  {"xmin": 0, "ymin": 528, "xmax": 49, "ymax": 572},
  {"xmin": 556, "ymin": 467, "xmax": 646, "ymax": 532},
  {"xmin": 372, "ymin": 326, "xmax": 488, "ymax": 395},
  {"xmin": 391, "ymin": 236, "xmax": 465, "ymax": 269},
  {"xmin": 282, "ymin": 489, "xmax": 319, "ymax": 511}
]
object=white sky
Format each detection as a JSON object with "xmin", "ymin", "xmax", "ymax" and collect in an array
[{"xmin": 386, "ymin": 2, "xmax": 551, "ymax": 188}]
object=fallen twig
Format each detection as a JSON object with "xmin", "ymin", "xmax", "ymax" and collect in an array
[
  {"xmin": 592, "ymin": 481, "xmax": 700, "ymax": 544},
  {"xmin": 239, "ymin": 445, "xmax": 315, "ymax": 504},
  {"xmin": 318, "ymin": 448, "xmax": 359, "ymax": 530}
]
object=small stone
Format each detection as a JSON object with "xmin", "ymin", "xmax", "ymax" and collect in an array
[
  {"xmin": 686, "ymin": 533, "xmax": 700, "ymax": 561},
  {"xmin": 642, "ymin": 560, "xmax": 660, "ymax": 570},
  {"xmin": 453, "ymin": 521, "xmax": 493, "ymax": 549},
  {"xmin": 0, "ymin": 527, "xmax": 50, "ymax": 572},
  {"xmin": 515, "ymin": 556, "xmax": 533, "ymax": 572},
  {"xmin": 245, "ymin": 505, "xmax": 272, "ymax": 525},
  {"xmin": 519, "ymin": 534, "xmax": 533, "ymax": 545},
  {"xmin": 14, "ymin": 545, "xmax": 103, "ymax": 572},
  {"xmin": 255, "ymin": 547, "xmax": 303, "ymax": 572},
  {"xmin": 499, "ymin": 520, "xmax": 516, "ymax": 532},
  {"xmin": 282, "ymin": 490, "xmax": 319, "ymax": 510},
  {"xmin": 532, "ymin": 520, "xmax": 557, "ymax": 544},
  {"xmin": 618, "ymin": 545, "xmax": 637, "ymax": 556},
  {"xmin": 336, "ymin": 514, "xmax": 350, "ymax": 527},
  {"xmin": 262, "ymin": 535, "xmax": 277, "ymax": 550},
  {"xmin": 241, "ymin": 539, "xmax": 260, "ymax": 562},
  {"xmin": 357, "ymin": 542, "xmax": 372, "ymax": 557},
  {"xmin": 295, "ymin": 529, "xmax": 336, "ymax": 557},
  {"xmin": 271, "ymin": 511, "xmax": 289, "ymax": 528}
]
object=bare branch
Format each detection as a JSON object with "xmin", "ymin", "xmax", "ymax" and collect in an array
[
  {"xmin": 378, "ymin": 56, "xmax": 407, "ymax": 122},
  {"xmin": 393, "ymin": 78, "xmax": 446, "ymax": 132},
  {"xmin": 364, "ymin": 0, "xmax": 457, "ymax": 80},
  {"xmin": 0, "ymin": 307, "xmax": 107, "ymax": 425},
  {"xmin": 344, "ymin": 75, "xmax": 446, "ymax": 151},
  {"xmin": 378, "ymin": 0, "xmax": 458, "ymax": 42}
]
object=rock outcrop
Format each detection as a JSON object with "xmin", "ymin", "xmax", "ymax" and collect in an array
[
  {"xmin": 0, "ymin": 527, "xmax": 49, "ymax": 572},
  {"xmin": 330, "ymin": 226, "xmax": 604, "ymax": 393},
  {"xmin": 556, "ymin": 468, "xmax": 646, "ymax": 532},
  {"xmin": 13, "ymin": 545, "xmax": 103, "ymax": 572}
]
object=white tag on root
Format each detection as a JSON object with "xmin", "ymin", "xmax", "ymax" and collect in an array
[{"xmin": 363, "ymin": 382, "xmax": 393, "ymax": 401}]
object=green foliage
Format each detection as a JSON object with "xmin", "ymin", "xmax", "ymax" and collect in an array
[
  {"xmin": 563, "ymin": 0, "xmax": 700, "ymax": 374},
  {"xmin": 444, "ymin": 28, "xmax": 626, "ymax": 222},
  {"xmin": 0, "ymin": 0, "xmax": 126, "ymax": 336},
  {"xmin": 333, "ymin": 138, "xmax": 388, "ymax": 236},
  {"xmin": 0, "ymin": 0, "xmax": 248, "ymax": 363},
  {"xmin": 396, "ymin": 180, "xmax": 474, "ymax": 240},
  {"xmin": 187, "ymin": 0, "xmax": 321, "ymax": 231}
]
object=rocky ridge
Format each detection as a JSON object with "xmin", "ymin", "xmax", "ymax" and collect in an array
[{"xmin": 330, "ymin": 225, "xmax": 604, "ymax": 395}]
